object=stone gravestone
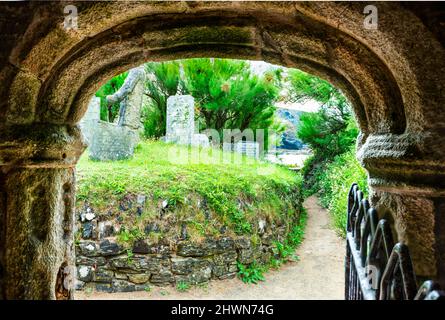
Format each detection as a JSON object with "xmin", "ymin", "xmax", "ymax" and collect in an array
[
  {"xmin": 81, "ymin": 66, "xmax": 146, "ymax": 161},
  {"xmin": 115, "ymin": 66, "xmax": 146, "ymax": 131},
  {"xmin": 89, "ymin": 123, "xmax": 138, "ymax": 161},
  {"xmin": 165, "ymin": 95, "xmax": 209, "ymax": 147},
  {"xmin": 79, "ymin": 96, "xmax": 100, "ymax": 145},
  {"xmin": 166, "ymin": 95, "xmax": 195, "ymax": 145}
]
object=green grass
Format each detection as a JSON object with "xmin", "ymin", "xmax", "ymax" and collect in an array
[
  {"xmin": 76, "ymin": 139, "xmax": 303, "ymax": 243},
  {"xmin": 176, "ymin": 281, "xmax": 191, "ymax": 292},
  {"xmin": 237, "ymin": 261, "xmax": 266, "ymax": 284},
  {"xmin": 308, "ymin": 148, "xmax": 368, "ymax": 237}
]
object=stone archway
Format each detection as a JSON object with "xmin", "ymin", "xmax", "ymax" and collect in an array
[{"xmin": 0, "ymin": 1, "xmax": 444, "ymax": 299}]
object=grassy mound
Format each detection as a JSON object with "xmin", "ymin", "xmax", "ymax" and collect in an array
[{"xmin": 76, "ymin": 140, "xmax": 303, "ymax": 245}]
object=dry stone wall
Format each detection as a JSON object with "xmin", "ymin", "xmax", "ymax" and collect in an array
[
  {"xmin": 75, "ymin": 230, "xmax": 290, "ymax": 293},
  {"xmin": 75, "ymin": 199, "xmax": 294, "ymax": 293}
]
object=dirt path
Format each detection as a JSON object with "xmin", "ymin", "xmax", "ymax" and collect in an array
[{"xmin": 75, "ymin": 196, "xmax": 344, "ymax": 300}]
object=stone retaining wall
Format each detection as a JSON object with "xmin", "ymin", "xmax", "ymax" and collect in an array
[{"xmin": 75, "ymin": 230, "xmax": 289, "ymax": 293}]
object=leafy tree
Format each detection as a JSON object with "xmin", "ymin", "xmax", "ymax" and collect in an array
[
  {"xmin": 143, "ymin": 61, "xmax": 182, "ymax": 137},
  {"xmin": 181, "ymin": 58, "xmax": 282, "ymax": 134},
  {"xmin": 95, "ymin": 72, "xmax": 128, "ymax": 122},
  {"xmin": 287, "ymin": 69, "xmax": 358, "ymax": 159}
]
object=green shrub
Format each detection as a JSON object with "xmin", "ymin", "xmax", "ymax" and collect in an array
[
  {"xmin": 237, "ymin": 261, "xmax": 266, "ymax": 284},
  {"xmin": 176, "ymin": 281, "xmax": 191, "ymax": 292},
  {"xmin": 270, "ymin": 209, "xmax": 307, "ymax": 267},
  {"xmin": 316, "ymin": 148, "xmax": 368, "ymax": 237}
]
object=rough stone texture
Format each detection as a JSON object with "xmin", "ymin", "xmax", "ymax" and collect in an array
[
  {"xmin": 78, "ymin": 97, "xmax": 100, "ymax": 145},
  {"xmin": 166, "ymin": 95, "xmax": 210, "ymax": 148},
  {"xmin": 0, "ymin": 2, "xmax": 444, "ymax": 299},
  {"xmin": 75, "ymin": 230, "xmax": 285, "ymax": 292},
  {"xmin": 108, "ymin": 66, "xmax": 145, "ymax": 130},
  {"xmin": 86, "ymin": 67, "xmax": 145, "ymax": 161},
  {"xmin": 88, "ymin": 122, "xmax": 139, "ymax": 161},
  {"xmin": 166, "ymin": 95, "xmax": 195, "ymax": 145}
]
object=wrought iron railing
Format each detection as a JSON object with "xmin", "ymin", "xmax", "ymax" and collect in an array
[{"xmin": 345, "ymin": 183, "xmax": 445, "ymax": 300}]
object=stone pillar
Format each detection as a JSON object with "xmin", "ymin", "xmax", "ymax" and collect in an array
[
  {"xmin": 358, "ymin": 132, "xmax": 445, "ymax": 287},
  {"xmin": 0, "ymin": 124, "xmax": 85, "ymax": 299}
]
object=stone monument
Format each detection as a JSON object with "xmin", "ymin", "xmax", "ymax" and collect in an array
[
  {"xmin": 80, "ymin": 66, "xmax": 146, "ymax": 161},
  {"xmin": 79, "ymin": 96, "xmax": 100, "ymax": 145},
  {"xmin": 166, "ymin": 95, "xmax": 209, "ymax": 147}
]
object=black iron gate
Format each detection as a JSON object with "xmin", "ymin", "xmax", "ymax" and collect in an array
[{"xmin": 345, "ymin": 183, "xmax": 445, "ymax": 300}]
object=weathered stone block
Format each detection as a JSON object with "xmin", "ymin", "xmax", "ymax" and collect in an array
[
  {"xmin": 82, "ymin": 221, "xmax": 96, "ymax": 239},
  {"xmin": 212, "ymin": 250, "xmax": 238, "ymax": 279},
  {"xmin": 77, "ymin": 241, "xmax": 99, "ymax": 257},
  {"xmin": 76, "ymin": 255, "xmax": 107, "ymax": 266},
  {"xmin": 238, "ymin": 248, "xmax": 254, "ymax": 265},
  {"xmin": 176, "ymin": 238, "xmax": 234, "ymax": 257},
  {"xmin": 150, "ymin": 269, "xmax": 174, "ymax": 286},
  {"xmin": 114, "ymin": 272, "xmax": 129, "ymax": 280},
  {"xmin": 177, "ymin": 242, "xmax": 209, "ymax": 257},
  {"xmin": 128, "ymin": 273, "xmax": 150, "ymax": 284},
  {"xmin": 96, "ymin": 283, "xmax": 113, "ymax": 293},
  {"xmin": 132, "ymin": 239, "xmax": 171, "ymax": 255},
  {"xmin": 79, "ymin": 96, "xmax": 100, "ymax": 146},
  {"xmin": 77, "ymin": 265, "xmax": 94, "ymax": 282},
  {"xmin": 94, "ymin": 267, "xmax": 114, "ymax": 283},
  {"xmin": 175, "ymin": 267, "xmax": 212, "ymax": 284},
  {"xmin": 215, "ymin": 238, "xmax": 235, "ymax": 253},
  {"xmin": 171, "ymin": 257, "xmax": 211, "ymax": 275},
  {"xmin": 89, "ymin": 122, "xmax": 139, "ymax": 161},
  {"xmin": 166, "ymin": 95, "xmax": 195, "ymax": 145},
  {"xmin": 99, "ymin": 239, "xmax": 123, "ymax": 256},
  {"xmin": 235, "ymin": 237, "xmax": 251, "ymax": 249},
  {"xmin": 132, "ymin": 239, "xmax": 152, "ymax": 254},
  {"xmin": 111, "ymin": 280, "xmax": 136, "ymax": 292},
  {"xmin": 97, "ymin": 221, "xmax": 116, "ymax": 239},
  {"xmin": 213, "ymin": 250, "xmax": 237, "ymax": 265},
  {"xmin": 109, "ymin": 255, "xmax": 164, "ymax": 273}
]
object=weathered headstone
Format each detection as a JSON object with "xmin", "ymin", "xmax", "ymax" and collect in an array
[
  {"xmin": 82, "ymin": 67, "xmax": 146, "ymax": 161},
  {"xmin": 166, "ymin": 95, "xmax": 195, "ymax": 145},
  {"xmin": 113, "ymin": 66, "xmax": 145, "ymax": 130},
  {"xmin": 191, "ymin": 134, "xmax": 210, "ymax": 148},
  {"xmin": 79, "ymin": 97, "xmax": 100, "ymax": 145},
  {"xmin": 89, "ymin": 123, "xmax": 139, "ymax": 161}
]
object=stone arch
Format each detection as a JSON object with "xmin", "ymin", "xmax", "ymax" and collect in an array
[
  {"xmin": 7, "ymin": 2, "xmax": 419, "ymax": 135},
  {"xmin": 1, "ymin": 1, "xmax": 445, "ymax": 299}
]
